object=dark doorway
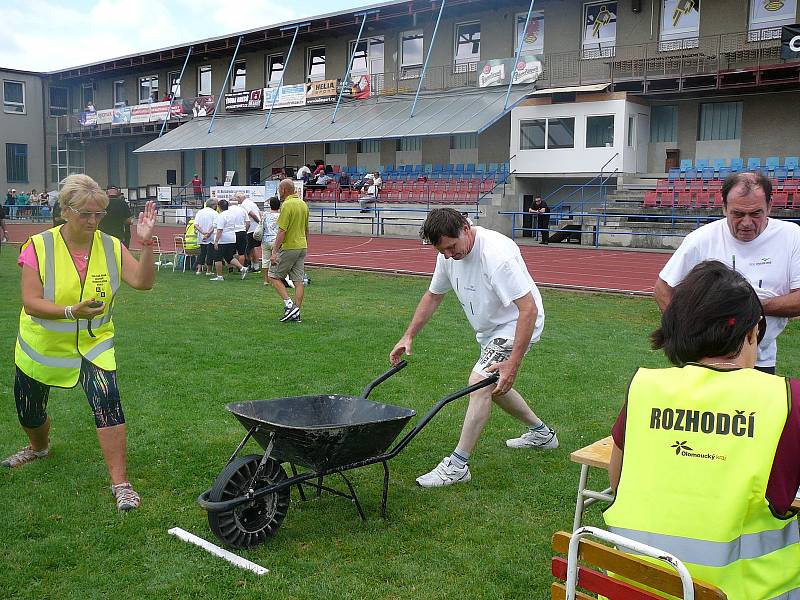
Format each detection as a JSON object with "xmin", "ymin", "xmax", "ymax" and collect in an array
[{"xmin": 522, "ymin": 194, "xmax": 534, "ymax": 238}]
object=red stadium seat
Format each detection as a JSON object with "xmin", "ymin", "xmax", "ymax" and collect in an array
[
  {"xmin": 772, "ymin": 192, "xmax": 788, "ymax": 209},
  {"xmin": 677, "ymin": 191, "xmax": 693, "ymax": 208},
  {"xmin": 695, "ymin": 191, "xmax": 710, "ymax": 209},
  {"xmin": 712, "ymin": 191, "xmax": 724, "ymax": 208},
  {"xmin": 643, "ymin": 192, "xmax": 658, "ymax": 207}
]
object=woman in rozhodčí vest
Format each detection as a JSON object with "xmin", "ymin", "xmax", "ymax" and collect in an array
[
  {"xmin": 4, "ymin": 174, "xmax": 157, "ymax": 512},
  {"xmin": 605, "ymin": 260, "xmax": 800, "ymax": 599}
]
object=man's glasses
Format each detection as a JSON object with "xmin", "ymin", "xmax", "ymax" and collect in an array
[{"xmin": 69, "ymin": 207, "xmax": 107, "ymax": 220}]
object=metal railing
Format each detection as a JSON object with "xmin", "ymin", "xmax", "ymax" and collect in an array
[
  {"xmin": 310, "ymin": 205, "xmax": 480, "ymax": 237},
  {"xmin": 2, "ymin": 204, "xmax": 53, "ymax": 222}
]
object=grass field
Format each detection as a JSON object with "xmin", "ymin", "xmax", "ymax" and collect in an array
[{"xmin": 2, "ymin": 247, "xmax": 799, "ymax": 599}]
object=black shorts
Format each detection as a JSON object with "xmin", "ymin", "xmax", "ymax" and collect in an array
[
  {"xmin": 246, "ymin": 232, "xmax": 260, "ymax": 251},
  {"xmin": 215, "ymin": 243, "xmax": 237, "ymax": 263},
  {"xmin": 235, "ymin": 231, "xmax": 248, "ymax": 255},
  {"xmin": 199, "ymin": 243, "xmax": 214, "ymax": 266}
]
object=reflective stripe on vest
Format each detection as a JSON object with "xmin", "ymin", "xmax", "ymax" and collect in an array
[
  {"xmin": 607, "ymin": 520, "xmax": 800, "ymax": 568},
  {"xmin": 40, "ymin": 230, "xmax": 56, "ymax": 301},
  {"xmin": 772, "ymin": 589, "xmax": 800, "ymax": 600},
  {"xmin": 17, "ymin": 334, "xmax": 82, "ymax": 369},
  {"xmin": 603, "ymin": 366, "xmax": 800, "ymax": 599}
]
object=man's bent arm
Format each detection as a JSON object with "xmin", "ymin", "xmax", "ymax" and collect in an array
[
  {"xmin": 487, "ymin": 293, "xmax": 536, "ymax": 394},
  {"xmin": 389, "ymin": 291, "xmax": 445, "ymax": 364},
  {"xmin": 654, "ymin": 277, "xmax": 673, "ymax": 312},
  {"xmin": 762, "ymin": 289, "xmax": 800, "ymax": 318}
]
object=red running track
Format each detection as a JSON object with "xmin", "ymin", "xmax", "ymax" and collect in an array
[{"xmin": 3, "ymin": 223, "xmax": 669, "ymax": 295}]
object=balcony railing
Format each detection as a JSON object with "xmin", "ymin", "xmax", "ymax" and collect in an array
[{"xmin": 53, "ymin": 28, "xmax": 797, "ymax": 137}]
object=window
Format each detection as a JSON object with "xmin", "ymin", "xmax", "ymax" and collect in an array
[
  {"xmin": 325, "ymin": 141, "xmax": 347, "ymax": 155},
  {"xmin": 231, "ymin": 61, "xmax": 246, "ymax": 91},
  {"xmin": 454, "ymin": 22, "xmax": 480, "ymax": 65},
  {"xmin": 113, "ymin": 80, "xmax": 126, "ymax": 106},
  {"xmin": 398, "ymin": 137, "xmax": 421, "ymax": 152},
  {"xmin": 349, "ymin": 37, "xmax": 384, "ymax": 75},
  {"xmin": 307, "ymin": 47, "xmax": 326, "ymax": 82},
  {"xmin": 266, "ymin": 54, "xmax": 284, "ymax": 88},
  {"xmin": 515, "ymin": 11, "xmax": 544, "ymax": 53},
  {"xmin": 6, "ymin": 143, "xmax": 28, "ymax": 183},
  {"xmin": 358, "ymin": 139, "xmax": 380, "ymax": 154},
  {"xmin": 82, "ymin": 84, "xmax": 94, "ymax": 108},
  {"xmin": 698, "ymin": 102, "xmax": 742, "ymax": 141},
  {"xmin": 198, "ymin": 65, "xmax": 212, "ymax": 96},
  {"xmin": 4, "ymin": 80, "xmax": 25, "ymax": 114},
  {"xmin": 139, "ymin": 75, "xmax": 159, "ymax": 103},
  {"xmin": 49, "ymin": 86, "xmax": 69, "ymax": 116},
  {"xmin": 401, "ymin": 30, "xmax": 424, "ymax": 67},
  {"xmin": 748, "ymin": 0, "xmax": 797, "ymax": 40},
  {"xmin": 168, "ymin": 72, "xmax": 181, "ymax": 97},
  {"xmin": 450, "ymin": 134, "xmax": 478, "ymax": 150},
  {"xmin": 582, "ymin": 2, "xmax": 617, "ymax": 59},
  {"xmin": 520, "ymin": 118, "xmax": 574, "ymax": 150},
  {"xmin": 586, "ymin": 115, "xmax": 615, "ymax": 148},
  {"xmin": 650, "ymin": 105, "xmax": 676, "ymax": 143},
  {"xmin": 628, "ymin": 116, "xmax": 634, "ymax": 147}
]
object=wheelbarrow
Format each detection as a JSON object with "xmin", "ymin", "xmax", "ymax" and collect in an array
[{"xmin": 197, "ymin": 360, "xmax": 498, "ymax": 548}]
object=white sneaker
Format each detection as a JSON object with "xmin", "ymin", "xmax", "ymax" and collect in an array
[
  {"xmin": 210, "ymin": 275, "xmax": 224, "ymax": 281},
  {"xmin": 415, "ymin": 457, "xmax": 471, "ymax": 488},
  {"xmin": 240, "ymin": 266, "xmax": 248, "ymax": 280},
  {"xmin": 506, "ymin": 426, "xmax": 559, "ymax": 449}
]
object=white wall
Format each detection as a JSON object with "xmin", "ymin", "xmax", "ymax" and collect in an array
[
  {"xmin": 356, "ymin": 152, "xmax": 380, "ymax": 172},
  {"xmin": 695, "ymin": 140, "xmax": 741, "ymax": 162},
  {"xmin": 325, "ymin": 153, "xmax": 348, "ymax": 169},
  {"xmin": 396, "ymin": 150, "xmax": 422, "ymax": 167},
  {"xmin": 510, "ymin": 98, "xmax": 651, "ymax": 176},
  {"xmin": 449, "ymin": 149, "xmax": 479, "ymax": 166}
]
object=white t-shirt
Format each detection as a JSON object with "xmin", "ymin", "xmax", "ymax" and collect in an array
[
  {"xmin": 240, "ymin": 199, "xmax": 261, "ymax": 234},
  {"xmin": 229, "ymin": 204, "xmax": 248, "ymax": 232},
  {"xmin": 262, "ymin": 211, "xmax": 279, "ymax": 243},
  {"xmin": 296, "ymin": 166, "xmax": 311, "ymax": 180},
  {"xmin": 659, "ymin": 217, "xmax": 800, "ymax": 367},
  {"xmin": 214, "ymin": 209, "xmax": 238, "ymax": 244},
  {"xmin": 429, "ymin": 227, "xmax": 545, "ymax": 347},
  {"xmin": 194, "ymin": 207, "xmax": 217, "ymax": 245}
]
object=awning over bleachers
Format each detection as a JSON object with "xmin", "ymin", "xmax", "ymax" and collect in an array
[{"xmin": 134, "ymin": 87, "xmax": 533, "ymax": 153}]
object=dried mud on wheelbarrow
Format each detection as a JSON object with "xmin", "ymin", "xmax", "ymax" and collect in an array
[{"xmin": 198, "ymin": 361, "xmax": 498, "ymax": 548}]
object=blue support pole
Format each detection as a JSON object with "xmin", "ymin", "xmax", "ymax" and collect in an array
[
  {"xmin": 208, "ymin": 36, "xmax": 243, "ymax": 134},
  {"xmin": 160, "ymin": 46, "xmax": 193, "ymax": 137},
  {"xmin": 410, "ymin": 0, "xmax": 446, "ymax": 118},
  {"xmin": 331, "ymin": 10, "xmax": 379, "ymax": 124},
  {"xmin": 504, "ymin": 0, "xmax": 536, "ymax": 111},
  {"xmin": 264, "ymin": 23, "xmax": 310, "ymax": 129}
]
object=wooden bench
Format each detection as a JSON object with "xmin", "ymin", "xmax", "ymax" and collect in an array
[
  {"xmin": 552, "ymin": 528, "xmax": 727, "ymax": 599},
  {"xmin": 570, "ymin": 436, "xmax": 800, "ymax": 531}
]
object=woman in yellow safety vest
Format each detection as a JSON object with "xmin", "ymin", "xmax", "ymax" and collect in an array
[
  {"xmin": 605, "ymin": 260, "xmax": 800, "ymax": 599},
  {"xmin": 4, "ymin": 174, "xmax": 157, "ymax": 512}
]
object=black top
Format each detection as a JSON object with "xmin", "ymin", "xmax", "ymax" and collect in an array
[{"xmin": 99, "ymin": 196, "xmax": 131, "ymax": 240}]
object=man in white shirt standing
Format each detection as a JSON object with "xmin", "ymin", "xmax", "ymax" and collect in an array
[
  {"xmin": 210, "ymin": 199, "xmax": 249, "ymax": 281},
  {"xmin": 193, "ymin": 198, "xmax": 218, "ymax": 275},
  {"xmin": 389, "ymin": 209, "xmax": 558, "ymax": 488},
  {"xmin": 655, "ymin": 172, "xmax": 800, "ymax": 374},
  {"xmin": 228, "ymin": 199, "xmax": 250, "ymax": 279},
  {"xmin": 234, "ymin": 192, "xmax": 261, "ymax": 273}
]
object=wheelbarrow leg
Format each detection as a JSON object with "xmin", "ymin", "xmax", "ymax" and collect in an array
[
  {"xmin": 316, "ymin": 476, "xmax": 323, "ymax": 498},
  {"xmin": 290, "ymin": 463, "xmax": 308, "ymax": 501},
  {"xmin": 380, "ymin": 461, "xmax": 390, "ymax": 519},
  {"xmin": 337, "ymin": 470, "xmax": 366, "ymax": 521}
]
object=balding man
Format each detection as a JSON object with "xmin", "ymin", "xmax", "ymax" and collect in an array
[
  {"xmin": 269, "ymin": 179, "xmax": 309, "ymax": 322},
  {"xmin": 655, "ymin": 172, "xmax": 800, "ymax": 373}
]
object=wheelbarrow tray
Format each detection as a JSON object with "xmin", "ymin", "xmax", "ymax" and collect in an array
[{"xmin": 226, "ymin": 395, "xmax": 416, "ymax": 472}]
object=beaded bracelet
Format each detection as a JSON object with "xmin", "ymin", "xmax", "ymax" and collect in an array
[
  {"xmin": 64, "ymin": 305, "xmax": 75, "ymax": 320},
  {"xmin": 139, "ymin": 239, "xmax": 155, "ymax": 247}
]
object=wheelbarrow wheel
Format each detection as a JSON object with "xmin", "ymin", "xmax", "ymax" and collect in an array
[{"xmin": 207, "ymin": 454, "xmax": 290, "ymax": 548}]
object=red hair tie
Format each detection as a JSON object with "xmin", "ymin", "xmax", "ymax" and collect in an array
[{"xmin": 727, "ymin": 317, "xmax": 736, "ymax": 326}]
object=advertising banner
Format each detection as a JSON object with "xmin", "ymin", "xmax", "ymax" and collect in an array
[
  {"xmin": 478, "ymin": 60, "xmax": 506, "ymax": 88},
  {"xmin": 209, "ymin": 185, "xmax": 269, "ymax": 204},
  {"xmin": 349, "ymin": 74, "xmax": 371, "ymax": 99},
  {"xmin": 306, "ymin": 79, "xmax": 338, "ymax": 105},
  {"xmin": 224, "ymin": 88, "xmax": 264, "ymax": 111},
  {"xmin": 660, "ymin": 0, "xmax": 700, "ymax": 49},
  {"xmin": 263, "ymin": 84, "xmax": 307, "ymax": 109},
  {"xmin": 149, "ymin": 101, "xmax": 185, "ymax": 122},
  {"xmin": 583, "ymin": 1, "xmax": 617, "ymax": 58},
  {"xmin": 782, "ymin": 23, "xmax": 800, "ymax": 59},
  {"xmin": 752, "ymin": 0, "xmax": 798, "ymax": 31},
  {"xmin": 79, "ymin": 110, "xmax": 97, "ymax": 126},
  {"xmin": 516, "ymin": 11, "xmax": 545, "ymax": 54},
  {"xmin": 478, "ymin": 56, "xmax": 542, "ymax": 88},
  {"xmin": 96, "ymin": 109, "xmax": 114, "ymax": 125},
  {"xmin": 130, "ymin": 104, "xmax": 151, "ymax": 124},
  {"xmin": 191, "ymin": 96, "xmax": 216, "ymax": 117},
  {"xmin": 111, "ymin": 106, "xmax": 131, "ymax": 125},
  {"xmin": 512, "ymin": 55, "xmax": 544, "ymax": 84},
  {"xmin": 157, "ymin": 186, "xmax": 172, "ymax": 202}
]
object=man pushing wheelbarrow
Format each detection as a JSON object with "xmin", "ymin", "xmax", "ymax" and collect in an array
[{"xmin": 390, "ymin": 208, "xmax": 559, "ymax": 488}]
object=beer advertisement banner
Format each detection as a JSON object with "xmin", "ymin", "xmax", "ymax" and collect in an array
[
  {"xmin": 583, "ymin": 1, "xmax": 617, "ymax": 55},
  {"xmin": 478, "ymin": 59, "xmax": 507, "ymax": 88},
  {"xmin": 782, "ymin": 23, "xmax": 800, "ymax": 59},
  {"xmin": 224, "ymin": 88, "xmax": 264, "ymax": 111},
  {"xmin": 263, "ymin": 84, "xmax": 307, "ymax": 109},
  {"xmin": 512, "ymin": 55, "xmax": 544, "ymax": 85},
  {"xmin": 478, "ymin": 56, "xmax": 543, "ymax": 88},
  {"xmin": 306, "ymin": 79, "xmax": 338, "ymax": 105},
  {"xmin": 660, "ymin": 0, "xmax": 700, "ymax": 45}
]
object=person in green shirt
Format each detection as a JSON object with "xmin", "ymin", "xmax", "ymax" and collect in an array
[{"xmin": 268, "ymin": 179, "xmax": 309, "ymax": 323}]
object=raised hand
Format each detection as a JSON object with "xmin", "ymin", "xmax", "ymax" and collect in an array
[{"xmin": 137, "ymin": 201, "xmax": 158, "ymax": 242}]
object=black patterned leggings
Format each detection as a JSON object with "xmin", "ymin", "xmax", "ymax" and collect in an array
[{"xmin": 15, "ymin": 360, "xmax": 125, "ymax": 429}]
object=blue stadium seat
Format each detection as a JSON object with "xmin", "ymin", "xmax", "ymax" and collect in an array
[
  {"xmin": 414, "ymin": 164, "xmax": 424, "ymax": 173},
  {"xmin": 730, "ymin": 158, "xmax": 744, "ymax": 172},
  {"xmin": 774, "ymin": 166, "xmax": 788, "ymax": 180},
  {"xmin": 701, "ymin": 168, "xmax": 715, "ymax": 181},
  {"xmin": 682, "ymin": 168, "xmax": 698, "ymax": 180},
  {"xmin": 695, "ymin": 159, "xmax": 709, "ymax": 170},
  {"xmin": 465, "ymin": 163, "xmax": 476, "ymax": 173},
  {"xmin": 445, "ymin": 163, "xmax": 455, "ymax": 172},
  {"xmin": 455, "ymin": 164, "xmax": 465, "ymax": 173},
  {"xmin": 424, "ymin": 163, "xmax": 433, "ymax": 173},
  {"xmin": 718, "ymin": 167, "xmax": 732, "ymax": 179},
  {"xmin": 679, "ymin": 159, "xmax": 693, "ymax": 172},
  {"xmin": 668, "ymin": 168, "xmax": 681, "ymax": 181},
  {"xmin": 500, "ymin": 162, "xmax": 510, "ymax": 172},
  {"xmin": 747, "ymin": 157, "xmax": 762, "ymax": 171},
  {"xmin": 712, "ymin": 158, "xmax": 727, "ymax": 172},
  {"xmin": 433, "ymin": 164, "xmax": 443, "ymax": 172},
  {"xmin": 475, "ymin": 163, "xmax": 486, "ymax": 173},
  {"xmin": 765, "ymin": 157, "xmax": 780, "ymax": 173},
  {"xmin": 784, "ymin": 157, "xmax": 799, "ymax": 176},
  {"xmin": 488, "ymin": 162, "xmax": 498, "ymax": 173}
]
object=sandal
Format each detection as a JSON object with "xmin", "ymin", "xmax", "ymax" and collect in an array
[{"xmin": 111, "ymin": 482, "xmax": 141, "ymax": 511}]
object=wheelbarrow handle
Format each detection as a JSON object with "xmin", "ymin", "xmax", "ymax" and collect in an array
[
  {"xmin": 386, "ymin": 372, "xmax": 499, "ymax": 458},
  {"xmin": 361, "ymin": 360, "xmax": 408, "ymax": 399}
]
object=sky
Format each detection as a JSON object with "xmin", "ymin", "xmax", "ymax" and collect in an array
[{"xmin": 1, "ymin": 0, "xmax": 371, "ymax": 72}]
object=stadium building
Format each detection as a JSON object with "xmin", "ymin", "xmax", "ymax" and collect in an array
[{"xmin": 3, "ymin": 0, "xmax": 800, "ymax": 241}]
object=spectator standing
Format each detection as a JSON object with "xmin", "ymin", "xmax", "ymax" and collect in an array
[
  {"xmin": 191, "ymin": 175, "xmax": 203, "ymax": 203},
  {"xmin": 268, "ymin": 179, "xmax": 309, "ymax": 322},
  {"xmin": 235, "ymin": 192, "xmax": 261, "ymax": 272},
  {"xmin": 260, "ymin": 196, "xmax": 281, "ymax": 285},
  {"xmin": 528, "ymin": 196, "xmax": 549, "ymax": 245},
  {"xmin": 389, "ymin": 209, "xmax": 558, "ymax": 488},
  {"xmin": 228, "ymin": 200, "xmax": 249, "ymax": 279},
  {"xmin": 0, "ymin": 202, "xmax": 7, "ymax": 243},
  {"xmin": 99, "ymin": 186, "xmax": 132, "ymax": 247},
  {"xmin": 193, "ymin": 198, "xmax": 218, "ymax": 275},
  {"xmin": 210, "ymin": 199, "xmax": 248, "ymax": 281}
]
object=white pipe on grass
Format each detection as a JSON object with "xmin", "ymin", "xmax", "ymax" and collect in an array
[{"xmin": 167, "ymin": 527, "xmax": 269, "ymax": 575}]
